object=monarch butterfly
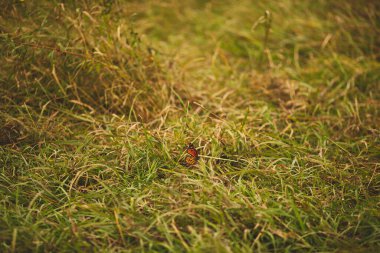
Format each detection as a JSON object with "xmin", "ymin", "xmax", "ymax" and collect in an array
[{"xmin": 181, "ymin": 143, "xmax": 199, "ymax": 167}]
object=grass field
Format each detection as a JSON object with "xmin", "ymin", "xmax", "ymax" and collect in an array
[{"xmin": 0, "ymin": 0, "xmax": 379, "ymax": 252}]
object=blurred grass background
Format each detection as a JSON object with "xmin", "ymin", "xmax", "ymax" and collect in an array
[{"xmin": 0, "ymin": 0, "xmax": 379, "ymax": 252}]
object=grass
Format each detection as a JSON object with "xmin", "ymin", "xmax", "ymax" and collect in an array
[{"xmin": 0, "ymin": 0, "xmax": 379, "ymax": 252}]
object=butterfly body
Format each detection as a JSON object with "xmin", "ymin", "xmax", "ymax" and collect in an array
[{"xmin": 181, "ymin": 143, "xmax": 199, "ymax": 167}]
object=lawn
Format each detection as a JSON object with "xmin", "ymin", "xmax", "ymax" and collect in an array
[{"xmin": 0, "ymin": 0, "xmax": 379, "ymax": 252}]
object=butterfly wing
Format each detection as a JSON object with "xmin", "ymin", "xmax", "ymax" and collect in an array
[
  {"xmin": 186, "ymin": 143, "xmax": 199, "ymax": 159},
  {"xmin": 180, "ymin": 143, "xmax": 199, "ymax": 167},
  {"xmin": 184, "ymin": 156, "xmax": 197, "ymax": 166}
]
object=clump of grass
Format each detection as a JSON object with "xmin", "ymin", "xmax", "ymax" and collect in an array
[{"xmin": 1, "ymin": 0, "xmax": 379, "ymax": 252}]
